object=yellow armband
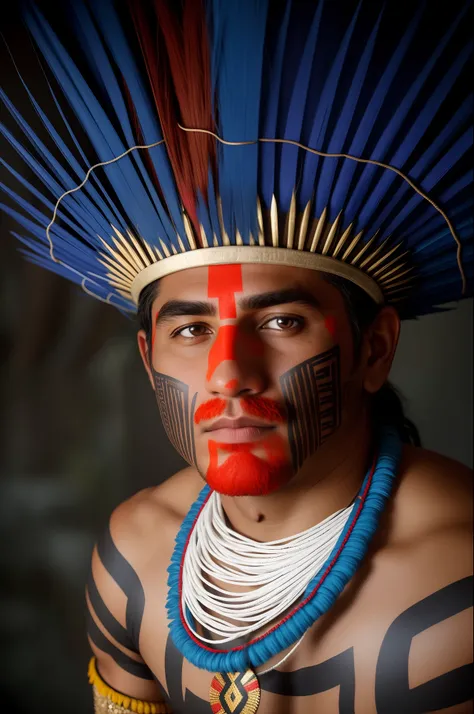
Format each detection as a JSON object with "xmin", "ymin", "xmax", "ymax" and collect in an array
[{"xmin": 88, "ymin": 657, "xmax": 172, "ymax": 714}]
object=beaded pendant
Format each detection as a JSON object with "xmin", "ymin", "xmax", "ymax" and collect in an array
[{"xmin": 209, "ymin": 669, "xmax": 261, "ymax": 713}]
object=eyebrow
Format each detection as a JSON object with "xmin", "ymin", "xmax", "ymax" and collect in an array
[
  {"xmin": 239, "ymin": 287, "xmax": 322, "ymax": 312},
  {"xmin": 155, "ymin": 300, "xmax": 215, "ymax": 326},
  {"xmin": 155, "ymin": 287, "xmax": 322, "ymax": 326}
]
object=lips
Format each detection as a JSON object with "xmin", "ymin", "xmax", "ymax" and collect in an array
[
  {"xmin": 204, "ymin": 416, "xmax": 273, "ymax": 431},
  {"xmin": 204, "ymin": 416, "xmax": 276, "ymax": 444}
]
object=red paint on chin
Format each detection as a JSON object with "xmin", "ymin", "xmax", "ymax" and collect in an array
[
  {"xmin": 194, "ymin": 398, "xmax": 226, "ymax": 424},
  {"xmin": 206, "ymin": 433, "xmax": 290, "ymax": 496}
]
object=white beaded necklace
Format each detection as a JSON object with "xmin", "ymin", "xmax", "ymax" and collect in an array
[{"xmin": 182, "ymin": 490, "xmax": 355, "ymax": 647}]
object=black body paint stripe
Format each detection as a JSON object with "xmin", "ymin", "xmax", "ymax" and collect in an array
[
  {"xmin": 260, "ymin": 647, "xmax": 356, "ymax": 712},
  {"xmin": 87, "ymin": 610, "xmax": 154, "ymax": 680},
  {"xmin": 376, "ymin": 575, "xmax": 474, "ymax": 713},
  {"xmin": 164, "ymin": 634, "xmax": 356, "ymax": 713},
  {"xmin": 87, "ymin": 571, "xmax": 139, "ymax": 654},
  {"xmin": 97, "ymin": 526, "xmax": 145, "ymax": 653},
  {"xmin": 163, "ymin": 578, "xmax": 473, "ymax": 713},
  {"xmin": 165, "ymin": 634, "xmax": 185, "ymax": 710}
]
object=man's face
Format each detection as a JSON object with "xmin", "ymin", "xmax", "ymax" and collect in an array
[{"xmin": 143, "ymin": 263, "xmax": 363, "ymax": 497}]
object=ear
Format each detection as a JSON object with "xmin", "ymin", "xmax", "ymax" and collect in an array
[
  {"xmin": 362, "ymin": 306, "xmax": 400, "ymax": 394},
  {"xmin": 137, "ymin": 329, "xmax": 155, "ymax": 390}
]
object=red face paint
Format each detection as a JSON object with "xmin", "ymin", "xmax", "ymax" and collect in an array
[
  {"xmin": 206, "ymin": 265, "xmax": 243, "ymax": 382},
  {"xmin": 324, "ymin": 315, "xmax": 337, "ymax": 340},
  {"xmin": 195, "ymin": 396, "xmax": 285, "ymax": 427},
  {"xmin": 207, "ymin": 433, "xmax": 290, "ymax": 496},
  {"xmin": 208, "ymin": 264, "xmax": 243, "ymax": 319},
  {"xmin": 206, "ymin": 324, "xmax": 238, "ymax": 381},
  {"xmin": 225, "ymin": 379, "xmax": 239, "ymax": 391},
  {"xmin": 204, "ymin": 265, "xmax": 291, "ymax": 493},
  {"xmin": 194, "ymin": 398, "xmax": 226, "ymax": 425},
  {"xmin": 241, "ymin": 395, "xmax": 286, "ymax": 423}
]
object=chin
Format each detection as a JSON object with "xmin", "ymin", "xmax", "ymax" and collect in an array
[{"xmin": 205, "ymin": 450, "xmax": 293, "ymax": 497}]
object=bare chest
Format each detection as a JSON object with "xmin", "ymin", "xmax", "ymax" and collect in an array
[
  {"xmin": 139, "ymin": 545, "xmax": 473, "ymax": 714},
  {"xmin": 159, "ymin": 619, "xmax": 378, "ymax": 714},
  {"xmin": 136, "ymin": 487, "xmax": 473, "ymax": 714}
]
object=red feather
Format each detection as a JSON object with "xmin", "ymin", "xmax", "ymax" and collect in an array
[{"xmin": 130, "ymin": 0, "xmax": 215, "ymax": 239}]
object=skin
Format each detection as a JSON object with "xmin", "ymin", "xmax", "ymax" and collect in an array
[
  {"xmin": 87, "ymin": 264, "xmax": 473, "ymax": 713},
  {"xmin": 142, "ymin": 264, "xmax": 398, "ymax": 531}
]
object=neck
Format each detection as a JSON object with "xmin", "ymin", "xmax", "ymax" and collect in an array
[{"xmin": 219, "ymin": 411, "xmax": 374, "ymax": 542}]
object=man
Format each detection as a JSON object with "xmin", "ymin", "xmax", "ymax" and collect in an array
[{"xmin": 2, "ymin": 1, "xmax": 472, "ymax": 712}]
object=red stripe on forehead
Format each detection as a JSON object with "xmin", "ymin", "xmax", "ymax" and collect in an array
[{"xmin": 208, "ymin": 264, "xmax": 243, "ymax": 319}]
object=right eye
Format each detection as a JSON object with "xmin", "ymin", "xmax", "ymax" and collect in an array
[{"xmin": 171, "ymin": 323, "xmax": 212, "ymax": 339}]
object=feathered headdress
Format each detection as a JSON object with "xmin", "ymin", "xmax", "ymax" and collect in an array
[{"xmin": 1, "ymin": 0, "xmax": 472, "ymax": 318}]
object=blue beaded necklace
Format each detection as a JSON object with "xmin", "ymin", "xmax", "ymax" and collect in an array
[{"xmin": 167, "ymin": 425, "xmax": 402, "ymax": 674}]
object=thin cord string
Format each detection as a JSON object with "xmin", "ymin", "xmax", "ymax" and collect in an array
[
  {"xmin": 2, "ymin": 31, "xmax": 148, "ymax": 311},
  {"xmin": 44, "ymin": 126, "xmax": 466, "ymax": 305},
  {"xmin": 45, "ymin": 140, "xmax": 166, "ymax": 310},
  {"xmin": 257, "ymin": 631, "xmax": 307, "ymax": 676},
  {"xmin": 178, "ymin": 123, "xmax": 466, "ymax": 294}
]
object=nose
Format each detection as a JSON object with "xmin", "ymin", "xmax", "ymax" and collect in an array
[{"xmin": 206, "ymin": 324, "xmax": 266, "ymax": 397}]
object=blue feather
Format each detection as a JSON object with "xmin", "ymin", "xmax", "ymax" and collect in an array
[
  {"xmin": 24, "ymin": 6, "xmax": 174, "ymax": 250},
  {"xmin": 300, "ymin": 1, "xmax": 362, "ymax": 218},
  {"xmin": 277, "ymin": 1, "xmax": 324, "ymax": 211},
  {"xmin": 211, "ymin": 0, "xmax": 269, "ymax": 243},
  {"xmin": 86, "ymin": 0, "xmax": 186, "ymax": 245},
  {"xmin": 344, "ymin": 3, "xmax": 468, "ymax": 230},
  {"xmin": 259, "ymin": 1, "xmax": 292, "ymax": 210},
  {"xmin": 1, "ymin": 0, "xmax": 471, "ymax": 318},
  {"xmin": 333, "ymin": 4, "xmax": 425, "ymax": 225}
]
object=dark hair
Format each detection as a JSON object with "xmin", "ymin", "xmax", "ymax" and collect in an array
[
  {"xmin": 137, "ymin": 273, "xmax": 421, "ymax": 446},
  {"xmin": 324, "ymin": 273, "xmax": 421, "ymax": 446},
  {"xmin": 137, "ymin": 279, "xmax": 159, "ymax": 354}
]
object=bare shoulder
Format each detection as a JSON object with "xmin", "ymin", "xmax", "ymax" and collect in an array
[
  {"xmin": 376, "ymin": 447, "xmax": 474, "ymax": 710},
  {"xmin": 106, "ymin": 466, "xmax": 203, "ymax": 564},
  {"xmin": 388, "ymin": 444, "xmax": 473, "ymax": 545},
  {"xmin": 372, "ymin": 444, "xmax": 472, "ymax": 595}
]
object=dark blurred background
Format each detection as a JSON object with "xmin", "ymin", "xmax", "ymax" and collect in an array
[{"xmin": 1, "ymin": 4, "xmax": 472, "ymax": 714}]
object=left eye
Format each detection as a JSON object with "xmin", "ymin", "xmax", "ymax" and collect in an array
[
  {"xmin": 173, "ymin": 324, "xmax": 211, "ymax": 338},
  {"xmin": 261, "ymin": 316, "xmax": 302, "ymax": 331}
]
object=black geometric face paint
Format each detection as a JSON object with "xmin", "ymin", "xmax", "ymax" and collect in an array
[
  {"xmin": 152, "ymin": 370, "xmax": 198, "ymax": 467},
  {"xmin": 279, "ymin": 345, "xmax": 341, "ymax": 471}
]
